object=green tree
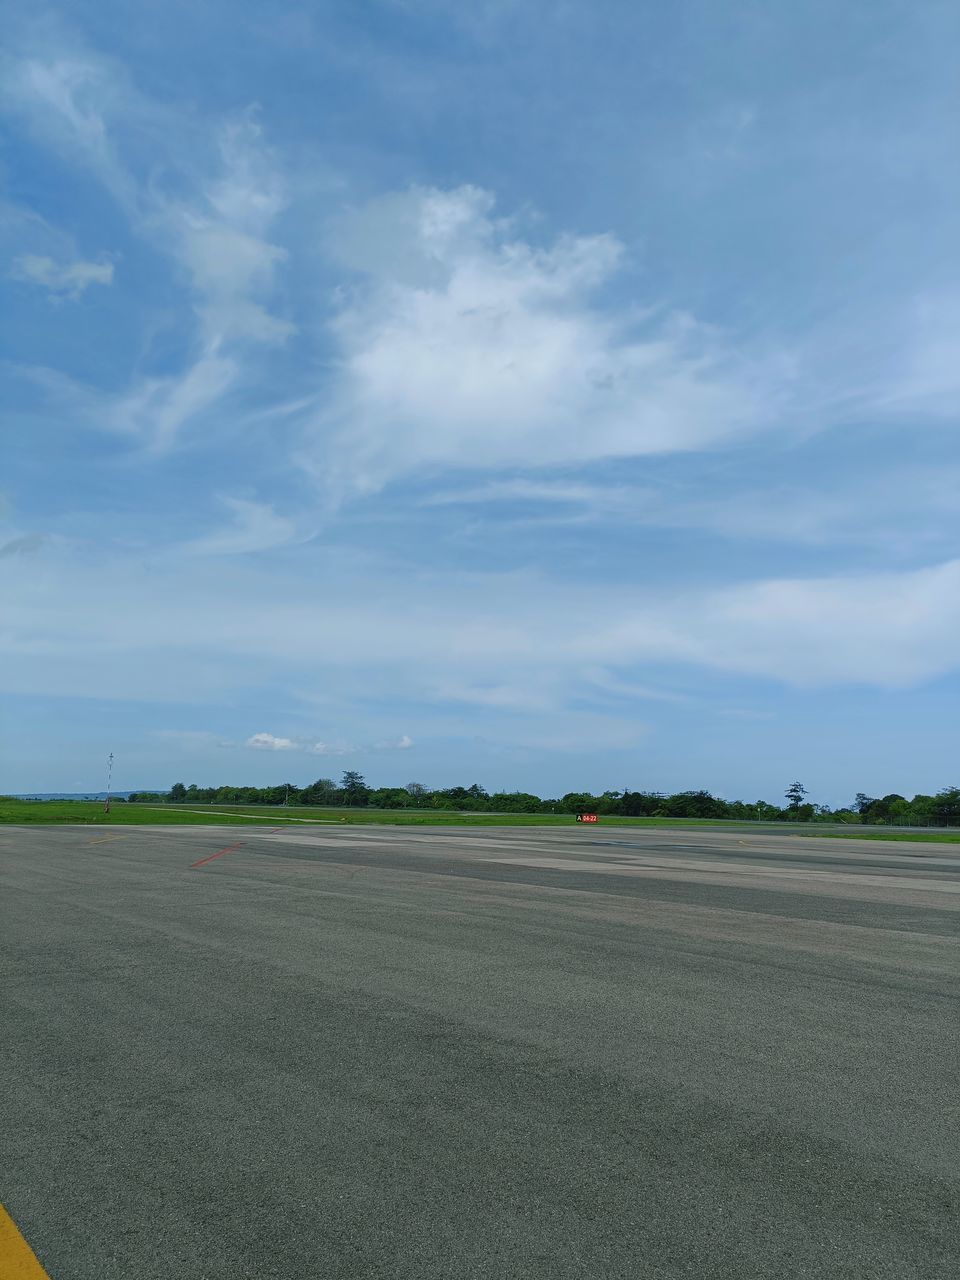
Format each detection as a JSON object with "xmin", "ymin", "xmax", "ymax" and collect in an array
[
  {"xmin": 596, "ymin": 790, "xmax": 623, "ymax": 814},
  {"xmin": 433, "ymin": 786, "xmax": 475, "ymax": 810},
  {"xmin": 490, "ymin": 791, "xmax": 542, "ymax": 813},
  {"xmin": 340, "ymin": 770, "xmax": 369, "ymax": 806},
  {"xmin": 862, "ymin": 794, "xmax": 906, "ymax": 825},
  {"xmin": 852, "ymin": 792, "xmax": 876, "ymax": 817},
  {"xmin": 830, "ymin": 808, "xmax": 858, "ymax": 823},
  {"xmin": 906, "ymin": 793, "xmax": 935, "ymax": 825},
  {"xmin": 932, "ymin": 786, "xmax": 960, "ymax": 827},
  {"xmin": 663, "ymin": 790, "xmax": 727, "ymax": 819},
  {"xmin": 369, "ymin": 787, "xmax": 412, "ymax": 809},
  {"xmin": 753, "ymin": 800, "xmax": 781, "ymax": 821},
  {"xmin": 620, "ymin": 791, "xmax": 662, "ymax": 817},
  {"xmin": 301, "ymin": 777, "xmax": 338, "ymax": 805},
  {"xmin": 169, "ymin": 782, "xmax": 187, "ymax": 802},
  {"xmin": 886, "ymin": 796, "xmax": 911, "ymax": 825},
  {"xmin": 559, "ymin": 791, "xmax": 598, "ymax": 814},
  {"xmin": 785, "ymin": 781, "xmax": 807, "ymax": 813}
]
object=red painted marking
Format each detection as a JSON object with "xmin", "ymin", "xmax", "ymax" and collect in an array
[
  {"xmin": 190, "ymin": 842, "xmax": 243, "ymax": 869},
  {"xmin": 190, "ymin": 828, "xmax": 285, "ymax": 870}
]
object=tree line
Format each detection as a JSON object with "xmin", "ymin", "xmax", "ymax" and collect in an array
[{"xmin": 127, "ymin": 774, "xmax": 960, "ymax": 826}]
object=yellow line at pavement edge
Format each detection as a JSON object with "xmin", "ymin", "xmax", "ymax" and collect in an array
[{"xmin": 0, "ymin": 1202, "xmax": 51, "ymax": 1278}]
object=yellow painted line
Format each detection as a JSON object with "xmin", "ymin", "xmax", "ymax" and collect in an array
[
  {"xmin": 0, "ymin": 1202, "xmax": 51, "ymax": 1278},
  {"xmin": 85, "ymin": 834, "xmax": 127, "ymax": 845}
]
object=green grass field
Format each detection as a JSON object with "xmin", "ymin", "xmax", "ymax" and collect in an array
[
  {"xmin": 0, "ymin": 800, "xmax": 258, "ymax": 826},
  {"xmin": 2, "ymin": 798, "xmax": 960, "ymax": 840}
]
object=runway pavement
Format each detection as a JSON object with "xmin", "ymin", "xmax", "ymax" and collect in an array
[{"xmin": 2, "ymin": 823, "xmax": 958, "ymax": 1278}]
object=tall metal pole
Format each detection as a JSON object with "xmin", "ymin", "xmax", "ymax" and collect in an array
[{"xmin": 104, "ymin": 752, "xmax": 114, "ymax": 814}]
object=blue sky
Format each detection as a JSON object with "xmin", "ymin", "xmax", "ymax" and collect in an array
[{"xmin": 2, "ymin": 0, "xmax": 959, "ymax": 803}]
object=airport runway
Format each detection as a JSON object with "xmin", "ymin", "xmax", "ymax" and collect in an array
[{"xmin": 2, "ymin": 823, "xmax": 958, "ymax": 1278}]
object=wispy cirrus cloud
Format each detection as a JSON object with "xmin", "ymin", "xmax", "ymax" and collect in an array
[
  {"xmin": 180, "ymin": 497, "xmax": 302, "ymax": 557},
  {"xmin": 10, "ymin": 252, "xmax": 113, "ymax": 298},
  {"xmin": 3, "ymin": 52, "xmax": 293, "ymax": 451},
  {"xmin": 422, "ymin": 460, "xmax": 960, "ymax": 557},
  {"xmin": 242, "ymin": 732, "xmax": 412, "ymax": 755}
]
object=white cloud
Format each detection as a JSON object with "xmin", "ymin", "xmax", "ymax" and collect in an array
[
  {"xmin": 579, "ymin": 559, "xmax": 960, "ymax": 688},
  {"xmin": 167, "ymin": 115, "xmax": 293, "ymax": 350},
  {"xmin": 305, "ymin": 185, "xmax": 771, "ymax": 495},
  {"xmin": 237, "ymin": 732, "xmax": 410, "ymax": 755},
  {"xmin": 10, "ymin": 253, "xmax": 113, "ymax": 298},
  {"xmin": 245, "ymin": 732, "xmax": 297, "ymax": 751},
  {"xmin": 4, "ymin": 545, "xmax": 960, "ymax": 709},
  {"xmin": 685, "ymin": 560, "xmax": 960, "ymax": 686},
  {"xmin": 177, "ymin": 221, "xmax": 293, "ymax": 344},
  {"xmin": 429, "ymin": 680, "xmax": 559, "ymax": 712},
  {"xmin": 424, "ymin": 462, "xmax": 960, "ymax": 556},
  {"xmin": 424, "ymin": 477, "xmax": 632, "ymax": 509},
  {"xmin": 583, "ymin": 668, "xmax": 695, "ymax": 705},
  {"xmin": 181, "ymin": 497, "xmax": 300, "ymax": 556},
  {"xmin": 109, "ymin": 346, "xmax": 238, "ymax": 451}
]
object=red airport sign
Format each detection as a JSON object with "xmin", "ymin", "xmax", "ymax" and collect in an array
[{"xmin": 576, "ymin": 813, "xmax": 598, "ymax": 823}]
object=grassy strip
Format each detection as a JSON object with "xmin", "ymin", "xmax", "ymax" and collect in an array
[
  {"xmin": 0, "ymin": 801, "xmax": 258, "ymax": 826},
  {"xmin": 1, "ymin": 799, "xmax": 959, "ymax": 841},
  {"xmin": 150, "ymin": 804, "xmax": 960, "ymax": 840}
]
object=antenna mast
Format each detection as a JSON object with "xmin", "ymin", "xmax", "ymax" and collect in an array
[{"xmin": 104, "ymin": 752, "xmax": 114, "ymax": 814}]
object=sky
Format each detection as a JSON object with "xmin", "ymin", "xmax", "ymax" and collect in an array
[{"xmin": 2, "ymin": 0, "xmax": 959, "ymax": 804}]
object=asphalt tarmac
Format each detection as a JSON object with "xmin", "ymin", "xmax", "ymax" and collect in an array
[{"xmin": 2, "ymin": 823, "xmax": 958, "ymax": 1278}]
